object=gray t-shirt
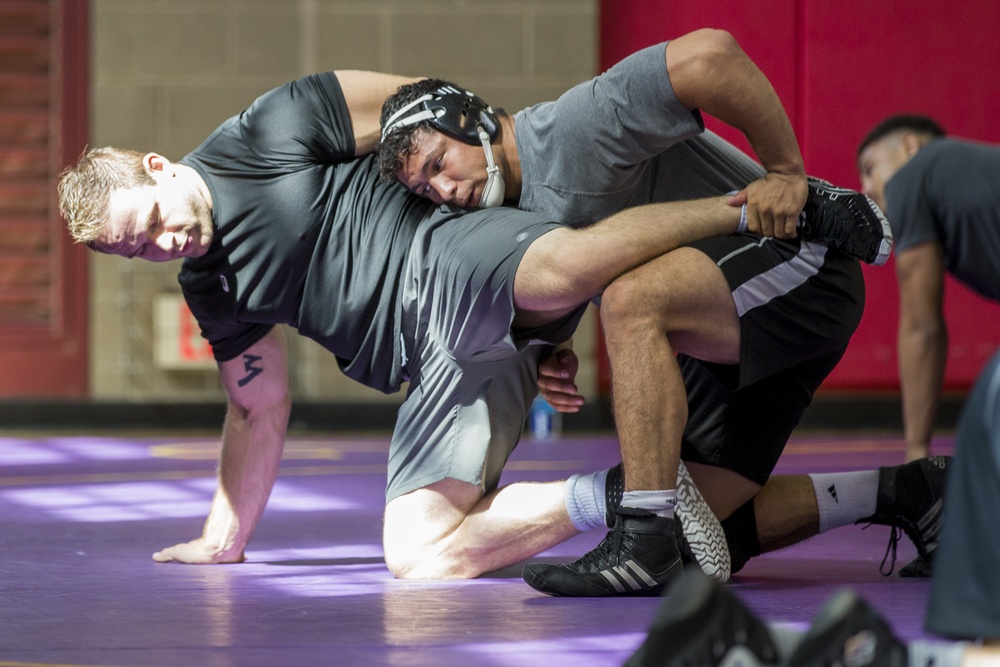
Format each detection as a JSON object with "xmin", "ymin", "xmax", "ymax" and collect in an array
[
  {"xmin": 886, "ymin": 138, "xmax": 1000, "ymax": 301},
  {"xmin": 179, "ymin": 73, "xmax": 430, "ymax": 393},
  {"xmin": 514, "ymin": 41, "xmax": 764, "ymax": 226}
]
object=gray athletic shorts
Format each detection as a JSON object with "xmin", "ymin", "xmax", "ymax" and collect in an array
[
  {"xmin": 679, "ymin": 233, "xmax": 865, "ymax": 484},
  {"xmin": 385, "ymin": 206, "xmax": 586, "ymax": 502}
]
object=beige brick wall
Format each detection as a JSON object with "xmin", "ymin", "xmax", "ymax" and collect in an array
[{"xmin": 89, "ymin": 0, "xmax": 599, "ymax": 404}]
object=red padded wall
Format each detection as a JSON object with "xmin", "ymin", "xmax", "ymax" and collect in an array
[
  {"xmin": 798, "ymin": 1, "xmax": 1000, "ymax": 389},
  {"xmin": 599, "ymin": 1, "xmax": 1000, "ymax": 391},
  {"xmin": 0, "ymin": 0, "xmax": 89, "ymax": 397}
]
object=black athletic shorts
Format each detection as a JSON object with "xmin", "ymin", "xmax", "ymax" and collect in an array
[{"xmin": 678, "ymin": 234, "xmax": 865, "ymax": 485}]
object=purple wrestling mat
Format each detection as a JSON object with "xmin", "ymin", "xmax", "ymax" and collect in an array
[{"xmin": 0, "ymin": 430, "xmax": 949, "ymax": 666}]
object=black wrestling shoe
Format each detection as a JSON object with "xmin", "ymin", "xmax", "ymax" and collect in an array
[
  {"xmin": 858, "ymin": 456, "xmax": 950, "ymax": 576},
  {"xmin": 798, "ymin": 177, "xmax": 893, "ymax": 266},
  {"xmin": 603, "ymin": 463, "xmax": 731, "ymax": 581},
  {"xmin": 785, "ymin": 590, "xmax": 908, "ymax": 667},
  {"xmin": 898, "ymin": 554, "xmax": 932, "ymax": 578},
  {"xmin": 604, "ymin": 462, "xmax": 624, "ymax": 528},
  {"xmin": 523, "ymin": 507, "xmax": 687, "ymax": 597},
  {"xmin": 626, "ymin": 567, "xmax": 780, "ymax": 667}
]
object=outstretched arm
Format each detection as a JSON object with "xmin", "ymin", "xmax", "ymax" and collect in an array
[
  {"xmin": 336, "ymin": 70, "xmax": 423, "ymax": 155},
  {"xmin": 153, "ymin": 326, "xmax": 292, "ymax": 563},
  {"xmin": 666, "ymin": 29, "xmax": 806, "ymax": 238},
  {"xmin": 896, "ymin": 242, "xmax": 947, "ymax": 461}
]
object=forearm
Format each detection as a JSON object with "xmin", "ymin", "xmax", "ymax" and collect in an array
[
  {"xmin": 898, "ymin": 321, "xmax": 947, "ymax": 456},
  {"xmin": 201, "ymin": 397, "xmax": 291, "ymax": 559},
  {"xmin": 152, "ymin": 327, "xmax": 292, "ymax": 565}
]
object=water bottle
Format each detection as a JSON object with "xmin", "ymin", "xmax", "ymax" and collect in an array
[{"xmin": 528, "ymin": 395, "xmax": 561, "ymax": 441}]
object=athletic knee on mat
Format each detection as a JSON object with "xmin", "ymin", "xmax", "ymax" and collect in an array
[
  {"xmin": 721, "ymin": 499, "xmax": 761, "ymax": 575},
  {"xmin": 383, "ymin": 541, "xmax": 479, "ymax": 580},
  {"xmin": 385, "ymin": 551, "xmax": 453, "ymax": 580}
]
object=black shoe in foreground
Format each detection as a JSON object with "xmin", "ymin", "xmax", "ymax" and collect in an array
[
  {"xmin": 858, "ymin": 455, "xmax": 949, "ymax": 576},
  {"xmin": 798, "ymin": 177, "xmax": 893, "ymax": 266},
  {"xmin": 626, "ymin": 567, "xmax": 780, "ymax": 667},
  {"xmin": 786, "ymin": 589, "xmax": 908, "ymax": 667},
  {"xmin": 523, "ymin": 507, "xmax": 686, "ymax": 597},
  {"xmin": 604, "ymin": 463, "xmax": 731, "ymax": 582}
]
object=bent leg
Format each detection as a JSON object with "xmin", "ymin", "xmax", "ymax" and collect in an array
[
  {"xmin": 383, "ymin": 477, "xmax": 577, "ymax": 579},
  {"xmin": 751, "ymin": 475, "xmax": 819, "ymax": 550},
  {"xmin": 608, "ymin": 235, "xmax": 863, "ymax": 571},
  {"xmin": 384, "ymin": 324, "xmax": 581, "ymax": 580},
  {"xmin": 679, "ymin": 347, "xmax": 851, "ymax": 569},
  {"xmin": 600, "ymin": 246, "xmax": 740, "ymax": 493},
  {"xmin": 684, "ymin": 462, "xmax": 762, "ymax": 521},
  {"xmin": 519, "ymin": 247, "xmax": 740, "ymax": 596}
]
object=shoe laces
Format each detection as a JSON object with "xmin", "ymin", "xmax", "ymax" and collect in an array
[
  {"xmin": 865, "ymin": 524, "xmax": 902, "ymax": 576},
  {"xmin": 577, "ymin": 516, "xmax": 628, "ymax": 570},
  {"xmin": 581, "ymin": 507, "xmax": 654, "ymax": 570}
]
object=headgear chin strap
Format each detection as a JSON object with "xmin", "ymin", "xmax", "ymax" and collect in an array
[
  {"xmin": 382, "ymin": 84, "xmax": 504, "ymax": 208},
  {"xmin": 477, "ymin": 127, "xmax": 505, "ymax": 209}
]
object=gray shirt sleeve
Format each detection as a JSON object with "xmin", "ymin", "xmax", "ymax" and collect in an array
[{"xmin": 515, "ymin": 42, "xmax": 706, "ymax": 225}]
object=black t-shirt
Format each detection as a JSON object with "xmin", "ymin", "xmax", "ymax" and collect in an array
[{"xmin": 179, "ymin": 73, "xmax": 433, "ymax": 393}]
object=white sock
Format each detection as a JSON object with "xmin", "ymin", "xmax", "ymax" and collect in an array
[
  {"xmin": 908, "ymin": 639, "xmax": 967, "ymax": 667},
  {"xmin": 809, "ymin": 470, "xmax": 879, "ymax": 533},
  {"xmin": 622, "ymin": 489, "xmax": 677, "ymax": 519},
  {"xmin": 564, "ymin": 468, "xmax": 609, "ymax": 531}
]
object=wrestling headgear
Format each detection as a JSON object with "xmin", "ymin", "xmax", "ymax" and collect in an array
[{"xmin": 381, "ymin": 84, "xmax": 505, "ymax": 208}]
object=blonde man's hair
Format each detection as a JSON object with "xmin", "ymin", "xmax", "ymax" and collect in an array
[{"xmin": 57, "ymin": 147, "xmax": 155, "ymax": 245}]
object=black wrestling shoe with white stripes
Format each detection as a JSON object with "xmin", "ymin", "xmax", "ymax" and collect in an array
[
  {"xmin": 626, "ymin": 567, "xmax": 780, "ymax": 667},
  {"xmin": 798, "ymin": 176, "xmax": 893, "ymax": 266},
  {"xmin": 604, "ymin": 462, "xmax": 731, "ymax": 582},
  {"xmin": 523, "ymin": 507, "xmax": 687, "ymax": 597},
  {"xmin": 858, "ymin": 455, "xmax": 950, "ymax": 576},
  {"xmin": 785, "ymin": 589, "xmax": 908, "ymax": 667}
]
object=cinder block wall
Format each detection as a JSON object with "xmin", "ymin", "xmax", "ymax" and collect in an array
[{"xmin": 89, "ymin": 0, "xmax": 599, "ymax": 403}]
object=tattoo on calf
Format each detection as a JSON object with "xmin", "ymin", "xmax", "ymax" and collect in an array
[{"xmin": 238, "ymin": 354, "xmax": 264, "ymax": 387}]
